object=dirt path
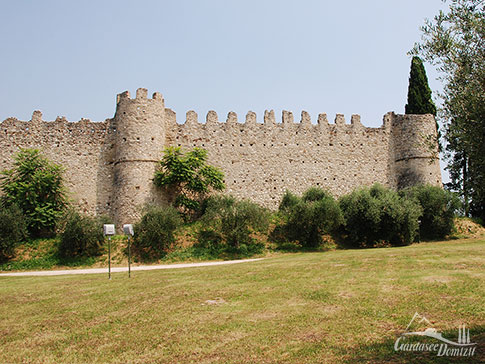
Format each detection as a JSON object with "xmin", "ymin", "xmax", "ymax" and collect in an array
[{"xmin": 0, "ymin": 258, "xmax": 264, "ymax": 277}]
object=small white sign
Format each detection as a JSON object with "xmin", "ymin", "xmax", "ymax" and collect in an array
[
  {"xmin": 123, "ymin": 224, "xmax": 134, "ymax": 236},
  {"xmin": 103, "ymin": 224, "xmax": 116, "ymax": 236}
]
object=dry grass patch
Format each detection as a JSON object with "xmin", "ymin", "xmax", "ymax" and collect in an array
[{"xmin": 0, "ymin": 237, "xmax": 484, "ymax": 363}]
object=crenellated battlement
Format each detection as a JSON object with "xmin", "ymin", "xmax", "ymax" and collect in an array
[
  {"xmin": 167, "ymin": 109, "xmax": 386, "ymax": 131},
  {"xmin": 116, "ymin": 87, "xmax": 164, "ymax": 105},
  {"xmin": 0, "ymin": 88, "xmax": 442, "ymax": 226},
  {"xmin": 0, "ymin": 111, "xmax": 111, "ymax": 136}
]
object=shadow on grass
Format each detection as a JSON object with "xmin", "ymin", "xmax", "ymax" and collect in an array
[{"xmin": 342, "ymin": 325, "xmax": 484, "ymax": 364}]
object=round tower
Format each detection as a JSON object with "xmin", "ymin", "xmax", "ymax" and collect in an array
[
  {"xmin": 391, "ymin": 113, "xmax": 442, "ymax": 189},
  {"xmin": 112, "ymin": 88, "xmax": 166, "ymax": 227}
]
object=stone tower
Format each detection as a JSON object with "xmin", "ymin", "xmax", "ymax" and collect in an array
[
  {"xmin": 390, "ymin": 113, "xmax": 442, "ymax": 189},
  {"xmin": 112, "ymin": 88, "xmax": 166, "ymax": 228}
]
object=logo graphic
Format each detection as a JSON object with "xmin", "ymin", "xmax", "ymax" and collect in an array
[{"xmin": 394, "ymin": 312, "xmax": 477, "ymax": 357}]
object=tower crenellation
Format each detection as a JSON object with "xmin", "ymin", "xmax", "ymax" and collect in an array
[
  {"xmin": 245, "ymin": 111, "xmax": 257, "ymax": 124},
  {"xmin": 0, "ymin": 88, "xmax": 442, "ymax": 225},
  {"xmin": 317, "ymin": 113, "xmax": 328, "ymax": 125},
  {"xmin": 335, "ymin": 114, "xmax": 346, "ymax": 126},
  {"xmin": 264, "ymin": 110, "xmax": 276, "ymax": 124},
  {"xmin": 300, "ymin": 111, "xmax": 312, "ymax": 126},
  {"xmin": 206, "ymin": 110, "xmax": 218, "ymax": 124}
]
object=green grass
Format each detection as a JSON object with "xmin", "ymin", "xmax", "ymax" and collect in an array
[
  {"xmin": 0, "ymin": 233, "xmax": 266, "ymax": 272},
  {"xmin": 0, "ymin": 238, "xmax": 98, "ymax": 271},
  {"xmin": 0, "ymin": 238, "xmax": 484, "ymax": 363},
  {"xmin": 0, "ymin": 238, "xmax": 103, "ymax": 271}
]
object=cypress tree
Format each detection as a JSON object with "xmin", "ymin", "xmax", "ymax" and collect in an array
[{"xmin": 405, "ymin": 56, "xmax": 436, "ymax": 115}]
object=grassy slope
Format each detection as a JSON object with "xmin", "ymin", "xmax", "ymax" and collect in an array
[
  {"xmin": 0, "ymin": 222, "xmax": 262, "ymax": 271},
  {"xmin": 0, "ymin": 238, "xmax": 484, "ymax": 364},
  {"xmin": 2, "ymin": 217, "xmax": 482, "ymax": 272}
]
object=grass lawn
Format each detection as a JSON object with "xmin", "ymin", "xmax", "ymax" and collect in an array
[{"xmin": 0, "ymin": 238, "xmax": 484, "ymax": 363}]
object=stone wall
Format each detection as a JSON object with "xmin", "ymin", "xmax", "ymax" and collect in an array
[
  {"xmin": 0, "ymin": 88, "xmax": 442, "ymax": 225},
  {"xmin": 170, "ymin": 110, "xmax": 395, "ymax": 208},
  {"xmin": 0, "ymin": 111, "xmax": 114, "ymax": 217},
  {"xmin": 391, "ymin": 113, "xmax": 442, "ymax": 189}
]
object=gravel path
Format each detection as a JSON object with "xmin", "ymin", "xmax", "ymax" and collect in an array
[{"xmin": 0, "ymin": 258, "xmax": 264, "ymax": 277}]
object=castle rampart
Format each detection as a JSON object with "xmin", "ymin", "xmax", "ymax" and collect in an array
[{"xmin": 0, "ymin": 88, "xmax": 442, "ymax": 226}]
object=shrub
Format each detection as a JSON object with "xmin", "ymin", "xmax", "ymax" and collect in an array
[
  {"xmin": 276, "ymin": 187, "xmax": 343, "ymax": 248},
  {"xmin": 339, "ymin": 184, "xmax": 422, "ymax": 247},
  {"xmin": 302, "ymin": 187, "xmax": 331, "ymax": 202},
  {"xmin": 400, "ymin": 184, "xmax": 461, "ymax": 240},
  {"xmin": 198, "ymin": 195, "xmax": 269, "ymax": 256},
  {"xmin": 133, "ymin": 205, "xmax": 183, "ymax": 257},
  {"xmin": 0, "ymin": 204, "xmax": 28, "ymax": 260},
  {"xmin": 279, "ymin": 190, "xmax": 301, "ymax": 212},
  {"xmin": 0, "ymin": 148, "xmax": 67, "ymax": 237},
  {"xmin": 196, "ymin": 228, "xmax": 224, "ymax": 254},
  {"xmin": 59, "ymin": 211, "xmax": 106, "ymax": 258},
  {"xmin": 154, "ymin": 147, "xmax": 225, "ymax": 219}
]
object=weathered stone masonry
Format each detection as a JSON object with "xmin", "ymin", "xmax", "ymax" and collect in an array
[{"xmin": 0, "ymin": 88, "xmax": 442, "ymax": 227}]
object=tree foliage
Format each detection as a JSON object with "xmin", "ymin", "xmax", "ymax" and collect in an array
[
  {"xmin": 59, "ymin": 211, "xmax": 106, "ymax": 258},
  {"xmin": 339, "ymin": 184, "xmax": 422, "ymax": 247},
  {"xmin": 411, "ymin": 0, "xmax": 485, "ymax": 220},
  {"xmin": 154, "ymin": 147, "xmax": 225, "ymax": 217},
  {"xmin": 0, "ymin": 149, "xmax": 67, "ymax": 237},
  {"xmin": 0, "ymin": 204, "xmax": 28, "ymax": 260},
  {"xmin": 198, "ymin": 195, "xmax": 269, "ymax": 256},
  {"xmin": 276, "ymin": 188, "xmax": 343, "ymax": 248},
  {"xmin": 133, "ymin": 205, "xmax": 183, "ymax": 258},
  {"xmin": 405, "ymin": 56, "xmax": 437, "ymax": 115},
  {"xmin": 400, "ymin": 184, "xmax": 461, "ymax": 240}
]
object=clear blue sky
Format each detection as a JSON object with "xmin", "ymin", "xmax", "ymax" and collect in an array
[{"xmin": 0, "ymin": 0, "xmax": 448, "ymax": 176}]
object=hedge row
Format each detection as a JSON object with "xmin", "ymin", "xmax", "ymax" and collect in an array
[{"xmin": 275, "ymin": 184, "xmax": 460, "ymax": 249}]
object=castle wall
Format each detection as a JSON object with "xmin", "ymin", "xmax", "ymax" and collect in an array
[
  {"xmin": 170, "ymin": 110, "xmax": 395, "ymax": 208},
  {"xmin": 0, "ymin": 112, "xmax": 114, "ymax": 216},
  {"xmin": 0, "ymin": 88, "xmax": 443, "ymax": 225}
]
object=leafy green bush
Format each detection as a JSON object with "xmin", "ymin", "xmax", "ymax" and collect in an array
[
  {"xmin": 279, "ymin": 190, "xmax": 301, "ymax": 212},
  {"xmin": 339, "ymin": 184, "xmax": 422, "ymax": 247},
  {"xmin": 275, "ymin": 187, "xmax": 343, "ymax": 248},
  {"xmin": 0, "ymin": 149, "xmax": 67, "ymax": 237},
  {"xmin": 302, "ymin": 187, "xmax": 331, "ymax": 203},
  {"xmin": 196, "ymin": 228, "xmax": 224, "ymax": 254},
  {"xmin": 133, "ymin": 205, "xmax": 183, "ymax": 258},
  {"xmin": 154, "ymin": 147, "xmax": 225, "ymax": 219},
  {"xmin": 0, "ymin": 204, "xmax": 28, "ymax": 260},
  {"xmin": 400, "ymin": 184, "xmax": 461, "ymax": 240},
  {"xmin": 198, "ymin": 195, "xmax": 269, "ymax": 256},
  {"xmin": 58, "ymin": 211, "xmax": 106, "ymax": 258}
]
